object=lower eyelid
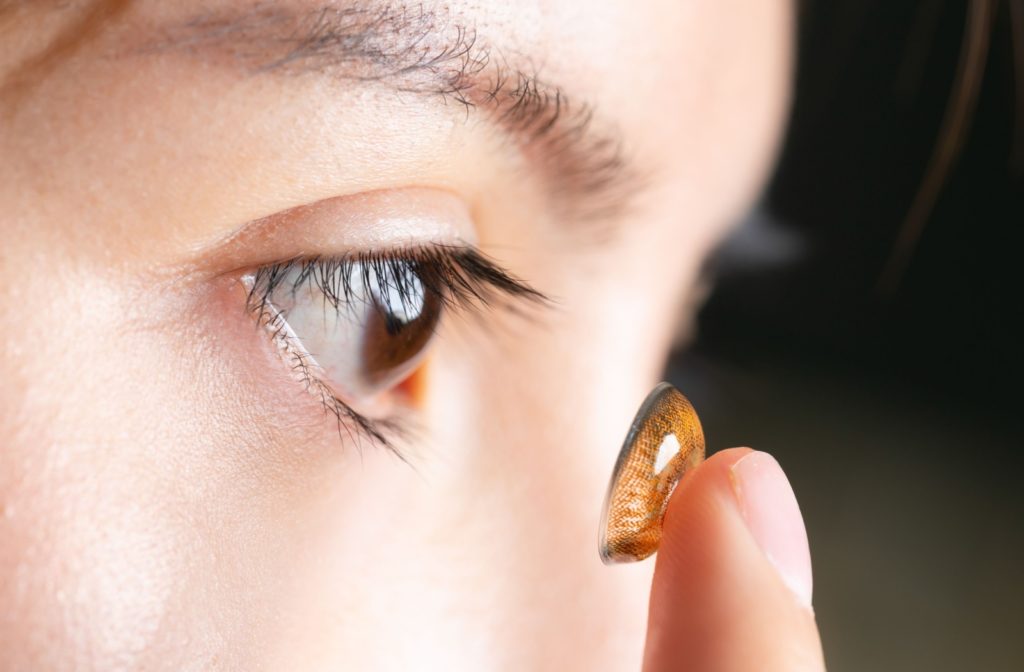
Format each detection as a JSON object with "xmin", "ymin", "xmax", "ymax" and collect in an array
[
  {"xmin": 240, "ymin": 277, "xmax": 415, "ymax": 452},
  {"xmin": 196, "ymin": 277, "xmax": 351, "ymax": 449}
]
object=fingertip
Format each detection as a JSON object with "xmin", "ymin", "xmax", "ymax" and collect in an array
[
  {"xmin": 644, "ymin": 448, "xmax": 824, "ymax": 671},
  {"xmin": 730, "ymin": 451, "xmax": 814, "ymax": 609},
  {"xmin": 656, "ymin": 446, "xmax": 753, "ymax": 567}
]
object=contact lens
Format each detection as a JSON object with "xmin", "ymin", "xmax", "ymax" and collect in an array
[{"xmin": 599, "ymin": 383, "xmax": 705, "ymax": 564}]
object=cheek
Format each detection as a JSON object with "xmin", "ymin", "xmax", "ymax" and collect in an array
[{"xmin": 0, "ymin": 272, "xmax": 343, "ymax": 669}]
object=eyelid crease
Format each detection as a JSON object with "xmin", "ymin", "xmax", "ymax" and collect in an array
[{"xmin": 244, "ymin": 242, "xmax": 549, "ymax": 460}]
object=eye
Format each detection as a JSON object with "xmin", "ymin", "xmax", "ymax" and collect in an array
[
  {"xmin": 244, "ymin": 244, "xmax": 548, "ymax": 450},
  {"xmin": 256, "ymin": 256, "xmax": 442, "ymax": 402}
]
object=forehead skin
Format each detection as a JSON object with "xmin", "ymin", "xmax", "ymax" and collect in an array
[{"xmin": 0, "ymin": 1, "xmax": 791, "ymax": 670}]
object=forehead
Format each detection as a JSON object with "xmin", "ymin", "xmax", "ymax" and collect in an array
[
  {"xmin": 2, "ymin": 0, "xmax": 705, "ymax": 144},
  {"xmin": 1, "ymin": 0, "xmax": 790, "ymax": 261}
]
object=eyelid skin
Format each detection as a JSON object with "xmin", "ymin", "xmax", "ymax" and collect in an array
[{"xmin": 201, "ymin": 188, "xmax": 479, "ymax": 276}]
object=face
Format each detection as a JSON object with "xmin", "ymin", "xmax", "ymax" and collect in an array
[{"xmin": 0, "ymin": 1, "xmax": 791, "ymax": 669}]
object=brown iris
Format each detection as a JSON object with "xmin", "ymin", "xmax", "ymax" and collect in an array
[{"xmin": 357, "ymin": 264, "xmax": 442, "ymax": 396}]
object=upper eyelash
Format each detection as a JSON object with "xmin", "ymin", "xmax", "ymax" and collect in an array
[
  {"xmin": 244, "ymin": 243, "xmax": 548, "ymax": 457},
  {"xmin": 250, "ymin": 244, "xmax": 546, "ymax": 319}
]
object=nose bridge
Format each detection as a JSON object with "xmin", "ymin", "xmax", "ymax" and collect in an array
[{"xmin": 469, "ymin": 363, "xmax": 601, "ymax": 556}]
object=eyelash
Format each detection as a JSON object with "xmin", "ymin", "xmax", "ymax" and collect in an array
[{"xmin": 244, "ymin": 243, "xmax": 548, "ymax": 457}]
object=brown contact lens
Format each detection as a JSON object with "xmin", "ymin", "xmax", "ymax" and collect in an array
[{"xmin": 599, "ymin": 383, "xmax": 706, "ymax": 564}]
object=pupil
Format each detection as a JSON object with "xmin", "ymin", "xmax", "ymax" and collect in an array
[{"xmin": 383, "ymin": 313, "xmax": 404, "ymax": 336}]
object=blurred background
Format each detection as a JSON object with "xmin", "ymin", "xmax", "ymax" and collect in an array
[{"xmin": 667, "ymin": 2, "xmax": 1023, "ymax": 670}]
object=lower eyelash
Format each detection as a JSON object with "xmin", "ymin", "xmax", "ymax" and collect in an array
[
  {"xmin": 244, "ymin": 244, "xmax": 549, "ymax": 458},
  {"xmin": 252, "ymin": 297, "xmax": 408, "ymax": 456}
]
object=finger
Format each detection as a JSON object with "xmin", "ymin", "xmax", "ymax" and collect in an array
[{"xmin": 643, "ymin": 448, "xmax": 825, "ymax": 672}]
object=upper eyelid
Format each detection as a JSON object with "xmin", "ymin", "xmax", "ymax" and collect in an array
[{"xmin": 197, "ymin": 187, "xmax": 479, "ymax": 278}]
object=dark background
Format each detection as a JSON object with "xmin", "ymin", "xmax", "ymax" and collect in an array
[{"xmin": 667, "ymin": 2, "xmax": 1024, "ymax": 669}]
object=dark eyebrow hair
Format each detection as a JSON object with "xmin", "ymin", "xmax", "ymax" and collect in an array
[{"xmin": 147, "ymin": 1, "xmax": 642, "ymax": 226}]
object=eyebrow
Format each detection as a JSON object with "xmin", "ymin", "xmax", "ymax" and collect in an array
[{"xmin": 147, "ymin": 2, "xmax": 641, "ymax": 226}]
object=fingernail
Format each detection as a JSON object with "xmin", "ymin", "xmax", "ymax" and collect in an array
[{"xmin": 730, "ymin": 451, "xmax": 814, "ymax": 609}]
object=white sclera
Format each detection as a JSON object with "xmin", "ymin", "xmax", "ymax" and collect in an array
[{"xmin": 272, "ymin": 262, "xmax": 430, "ymax": 399}]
